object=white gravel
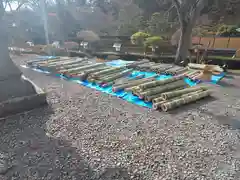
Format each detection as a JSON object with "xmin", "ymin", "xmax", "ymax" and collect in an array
[{"xmin": 0, "ymin": 55, "xmax": 240, "ymax": 179}]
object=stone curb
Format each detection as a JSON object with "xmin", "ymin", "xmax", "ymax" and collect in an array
[{"xmin": 0, "ymin": 76, "xmax": 47, "ymax": 118}]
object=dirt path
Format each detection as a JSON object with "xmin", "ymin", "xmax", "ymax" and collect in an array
[{"xmin": 0, "ymin": 55, "xmax": 240, "ymax": 179}]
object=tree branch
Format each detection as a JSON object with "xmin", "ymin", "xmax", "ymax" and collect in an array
[
  {"xmin": 172, "ymin": 0, "xmax": 181, "ymax": 10},
  {"xmin": 16, "ymin": 2, "xmax": 25, "ymax": 11},
  {"xmin": 173, "ymin": 0, "xmax": 188, "ymax": 27},
  {"xmin": 3, "ymin": 0, "xmax": 8, "ymax": 10},
  {"xmin": 7, "ymin": 1, "xmax": 12, "ymax": 11},
  {"xmin": 189, "ymin": 0, "xmax": 205, "ymax": 22}
]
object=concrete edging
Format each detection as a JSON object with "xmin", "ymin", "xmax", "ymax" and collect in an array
[{"xmin": 0, "ymin": 76, "xmax": 47, "ymax": 118}]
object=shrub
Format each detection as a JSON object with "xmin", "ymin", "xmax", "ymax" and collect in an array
[
  {"xmin": 131, "ymin": 32, "xmax": 151, "ymax": 45},
  {"xmin": 144, "ymin": 36, "xmax": 163, "ymax": 48},
  {"xmin": 217, "ymin": 24, "xmax": 239, "ymax": 36},
  {"xmin": 77, "ymin": 30, "xmax": 100, "ymax": 42}
]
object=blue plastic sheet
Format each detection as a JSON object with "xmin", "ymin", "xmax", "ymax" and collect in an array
[{"xmin": 25, "ymin": 57, "xmax": 225, "ymax": 108}]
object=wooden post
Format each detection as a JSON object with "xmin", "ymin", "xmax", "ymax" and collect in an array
[
  {"xmin": 226, "ymin": 36, "xmax": 231, "ymax": 48},
  {"xmin": 212, "ymin": 36, "xmax": 216, "ymax": 48}
]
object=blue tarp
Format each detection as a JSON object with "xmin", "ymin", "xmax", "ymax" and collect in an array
[{"xmin": 24, "ymin": 57, "xmax": 225, "ymax": 108}]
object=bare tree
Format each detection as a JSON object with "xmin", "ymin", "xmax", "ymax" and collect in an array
[{"xmin": 172, "ymin": 0, "xmax": 206, "ymax": 64}]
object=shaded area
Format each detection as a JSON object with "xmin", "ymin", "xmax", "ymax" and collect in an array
[
  {"xmin": 0, "ymin": 106, "xmax": 132, "ymax": 179},
  {"xmin": 204, "ymin": 111, "xmax": 240, "ymax": 130}
]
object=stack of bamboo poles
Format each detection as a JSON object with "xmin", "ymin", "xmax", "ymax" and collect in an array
[
  {"xmin": 126, "ymin": 59, "xmax": 150, "ymax": 68},
  {"xmin": 114, "ymin": 75, "xmax": 211, "ymax": 111},
  {"xmin": 87, "ymin": 67, "xmax": 134, "ymax": 86},
  {"xmin": 29, "ymin": 57, "xmax": 92, "ymax": 73},
  {"xmin": 30, "ymin": 57, "xmax": 136, "ymax": 86},
  {"xmin": 112, "ymin": 75, "xmax": 158, "ymax": 92},
  {"xmin": 129, "ymin": 77, "xmax": 186, "ymax": 102},
  {"xmin": 153, "ymin": 86, "xmax": 211, "ymax": 111},
  {"xmin": 134, "ymin": 62, "xmax": 156, "ymax": 71},
  {"xmin": 28, "ymin": 58, "xmax": 212, "ymax": 111},
  {"xmin": 128, "ymin": 61, "xmax": 189, "ymax": 76},
  {"xmin": 27, "ymin": 56, "xmax": 60, "ymax": 66}
]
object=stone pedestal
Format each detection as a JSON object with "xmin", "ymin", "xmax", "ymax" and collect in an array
[{"xmin": 0, "ymin": 17, "xmax": 47, "ymax": 118}]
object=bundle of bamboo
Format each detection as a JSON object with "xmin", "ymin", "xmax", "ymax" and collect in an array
[
  {"xmin": 28, "ymin": 56, "xmax": 60, "ymax": 65},
  {"xmin": 138, "ymin": 76, "xmax": 183, "ymax": 91},
  {"xmin": 90, "ymin": 67, "xmax": 126, "ymax": 78},
  {"xmin": 47, "ymin": 58, "xmax": 89, "ymax": 68},
  {"xmin": 59, "ymin": 63, "xmax": 105, "ymax": 74},
  {"xmin": 112, "ymin": 76, "xmax": 157, "ymax": 92},
  {"xmin": 71, "ymin": 66, "xmax": 110, "ymax": 80},
  {"xmin": 150, "ymin": 85, "xmax": 210, "ymax": 111},
  {"xmin": 165, "ymin": 66, "xmax": 185, "ymax": 75},
  {"xmin": 138, "ymin": 80, "xmax": 186, "ymax": 100},
  {"xmin": 134, "ymin": 62, "xmax": 156, "ymax": 71},
  {"xmin": 160, "ymin": 86, "xmax": 208, "ymax": 100},
  {"xmin": 126, "ymin": 59, "xmax": 150, "ymax": 68},
  {"xmin": 161, "ymin": 90, "xmax": 211, "ymax": 111},
  {"xmin": 151, "ymin": 64, "xmax": 173, "ymax": 74},
  {"xmin": 114, "ymin": 74, "xmax": 145, "ymax": 85},
  {"xmin": 99, "ymin": 69, "xmax": 133, "ymax": 84}
]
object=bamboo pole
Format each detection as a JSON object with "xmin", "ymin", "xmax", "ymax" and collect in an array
[
  {"xmin": 90, "ymin": 67, "xmax": 126, "ymax": 78},
  {"xmin": 113, "ymin": 76, "xmax": 157, "ymax": 92},
  {"xmin": 59, "ymin": 63, "xmax": 104, "ymax": 73},
  {"xmin": 161, "ymin": 90, "xmax": 211, "ymax": 112},
  {"xmin": 126, "ymin": 59, "xmax": 150, "ymax": 68},
  {"xmin": 153, "ymin": 90, "xmax": 203, "ymax": 110},
  {"xmin": 100, "ymin": 69, "xmax": 133, "ymax": 83},
  {"xmin": 139, "ymin": 76, "xmax": 183, "ymax": 91},
  {"xmin": 161, "ymin": 86, "xmax": 208, "ymax": 100},
  {"xmin": 139, "ymin": 80, "xmax": 186, "ymax": 99},
  {"xmin": 47, "ymin": 58, "xmax": 89, "ymax": 67}
]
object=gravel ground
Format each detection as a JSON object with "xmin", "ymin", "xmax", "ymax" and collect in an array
[{"xmin": 0, "ymin": 55, "xmax": 240, "ymax": 179}]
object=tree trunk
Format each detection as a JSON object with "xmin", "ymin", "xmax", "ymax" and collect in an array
[
  {"xmin": 0, "ymin": 6, "xmax": 36, "ymax": 102},
  {"xmin": 175, "ymin": 23, "xmax": 193, "ymax": 65}
]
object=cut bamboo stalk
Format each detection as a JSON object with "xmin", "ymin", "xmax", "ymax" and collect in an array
[
  {"xmin": 70, "ymin": 66, "xmax": 109, "ymax": 80},
  {"xmin": 95, "ymin": 68, "xmax": 126, "ymax": 80},
  {"xmin": 186, "ymin": 70, "xmax": 201, "ymax": 77},
  {"xmin": 144, "ymin": 93, "xmax": 163, "ymax": 102},
  {"xmin": 153, "ymin": 90, "xmax": 203, "ymax": 110},
  {"xmin": 91, "ymin": 67, "xmax": 126, "ymax": 78},
  {"xmin": 152, "ymin": 97, "xmax": 165, "ymax": 104},
  {"xmin": 113, "ymin": 76, "xmax": 157, "ymax": 92},
  {"xmin": 139, "ymin": 76, "xmax": 183, "ymax": 91},
  {"xmin": 139, "ymin": 80, "xmax": 186, "ymax": 99},
  {"xmin": 58, "ymin": 61, "xmax": 91, "ymax": 70},
  {"xmin": 35, "ymin": 57, "xmax": 66, "ymax": 64},
  {"xmin": 161, "ymin": 86, "xmax": 208, "ymax": 100},
  {"xmin": 161, "ymin": 90, "xmax": 211, "ymax": 112},
  {"xmin": 27, "ymin": 56, "xmax": 60, "ymax": 65},
  {"xmin": 59, "ymin": 63, "xmax": 104, "ymax": 73},
  {"xmin": 152, "ymin": 100, "xmax": 167, "ymax": 110},
  {"xmin": 114, "ymin": 74, "xmax": 145, "ymax": 86},
  {"xmin": 41, "ymin": 58, "xmax": 75, "ymax": 66},
  {"xmin": 127, "ymin": 59, "xmax": 150, "ymax": 68},
  {"xmin": 175, "ymin": 67, "xmax": 188, "ymax": 75},
  {"xmin": 48, "ymin": 58, "xmax": 88, "ymax": 67},
  {"xmin": 100, "ymin": 69, "xmax": 133, "ymax": 83}
]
